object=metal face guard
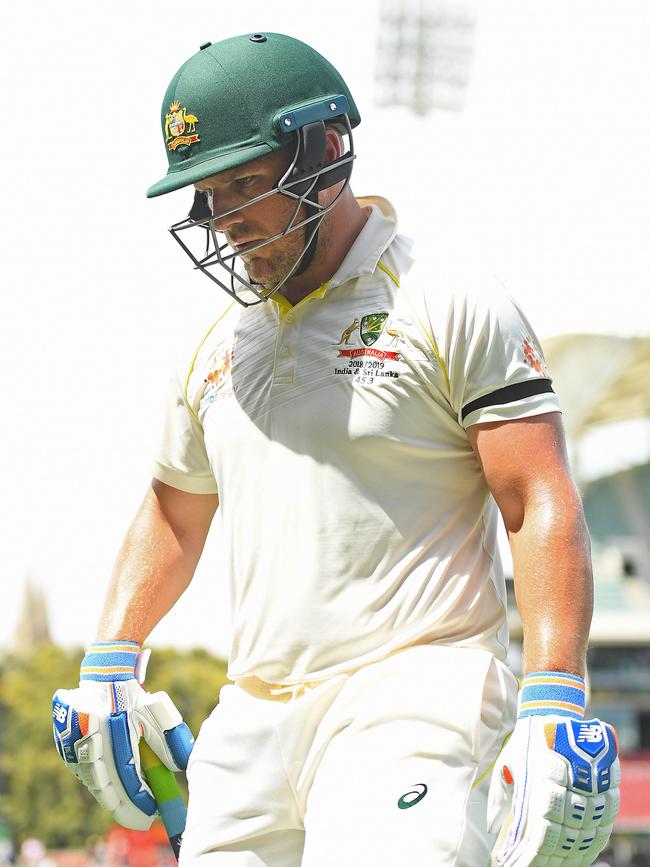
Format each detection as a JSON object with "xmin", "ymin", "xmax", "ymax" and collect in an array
[{"xmin": 168, "ymin": 114, "xmax": 355, "ymax": 306}]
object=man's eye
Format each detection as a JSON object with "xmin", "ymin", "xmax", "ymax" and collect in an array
[{"xmin": 235, "ymin": 176, "xmax": 255, "ymax": 188}]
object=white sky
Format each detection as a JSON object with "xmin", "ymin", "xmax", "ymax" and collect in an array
[{"xmin": 1, "ymin": 0, "xmax": 649, "ymax": 655}]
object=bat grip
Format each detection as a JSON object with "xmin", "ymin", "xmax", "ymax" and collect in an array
[{"xmin": 139, "ymin": 739, "xmax": 187, "ymax": 861}]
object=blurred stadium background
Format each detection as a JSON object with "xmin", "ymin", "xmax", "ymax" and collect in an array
[{"xmin": 1, "ymin": 0, "xmax": 648, "ymax": 864}]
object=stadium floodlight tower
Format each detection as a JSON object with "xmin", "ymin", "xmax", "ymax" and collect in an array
[{"xmin": 375, "ymin": 0, "xmax": 477, "ymax": 115}]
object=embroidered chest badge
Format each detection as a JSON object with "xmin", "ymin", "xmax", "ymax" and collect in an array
[
  {"xmin": 165, "ymin": 100, "xmax": 200, "ymax": 152},
  {"xmin": 333, "ymin": 313, "xmax": 405, "ymax": 383},
  {"xmin": 360, "ymin": 312, "xmax": 389, "ymax": 346},
  {"xmin": 334, "ymin": 318, "xmax": 360, "ymax": 345}
]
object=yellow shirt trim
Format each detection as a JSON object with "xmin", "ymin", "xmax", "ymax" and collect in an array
[
  {"xmin": 184, "ymin": 301, "xmax": 237, "ymax": 424},
  {"xmin": 377, "ymin": 260, "xmax": 400, "ymax": 287},
  {"xmin": 271, "ymin": 280, "xmax": 332, "ymax": 319},
  {"xmin": 398, "ymin": 284, "xmax": 451, "ymax": 394},
  {"xmin": 472, "ymin": 730, "xmax": 513, "ymax": 790},
  {"xmin": 377, "ymin": 259, "xmax": 451, "ymax": 391}
]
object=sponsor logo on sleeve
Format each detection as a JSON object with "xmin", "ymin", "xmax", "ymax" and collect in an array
[{"xmin": 523, "ymin": 336, "xmax": 549, "ymax": 377}]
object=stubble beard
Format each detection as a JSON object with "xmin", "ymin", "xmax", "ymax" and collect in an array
[
  {"xmin": 243, "ymin": 209, "xmax": 331, "ymax": 291},
  {"xmin": 243, "ymin": 227, "xmax": 308, "ymax": 288}
]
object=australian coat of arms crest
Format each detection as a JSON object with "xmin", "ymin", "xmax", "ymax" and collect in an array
[{"xmin": 165, "ymin": 100, "xmax": 200, "ymax": 152}]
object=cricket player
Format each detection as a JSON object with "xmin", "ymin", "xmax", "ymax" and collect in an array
[{"xmin": 52, "ymin": 33, "xmax": 620, "ymax": 866}]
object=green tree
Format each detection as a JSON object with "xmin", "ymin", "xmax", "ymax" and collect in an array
[{"xmin": 0, "ymin": 644, "xmax": 228, "ymax": 848}]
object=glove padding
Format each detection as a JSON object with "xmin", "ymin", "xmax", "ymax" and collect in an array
[
  {"xmin": 488, "ymin": 716, "xmax": 620, "ymax": 866},
  {"xmin": 52, "ymin": 677, "xmax": 194, "ymax": 830}
]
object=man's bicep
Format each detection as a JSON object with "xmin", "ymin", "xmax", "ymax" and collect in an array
[
  {"xmin": 149, "ymin": 477, "xmax": 218, "ymax": 545},
  {"xmin": 467, "ymin": 411, "xmax": 575, "ymax": 532}
]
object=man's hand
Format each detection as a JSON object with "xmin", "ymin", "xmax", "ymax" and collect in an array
[
  {"xmin": 487, "ymin": 674, "xmax": 620, "ymax": 866},
  {"xmin": 52, "ymin": 642, "xmax": 194, "ymax": 830}
]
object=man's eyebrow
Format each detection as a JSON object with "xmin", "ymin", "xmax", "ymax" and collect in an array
[
  {"xmin": 195, "ymin": 173, "xmax": 231, "ymax": 191},
  {"xmin": 196, "ymin": 163, "xmax": 267, "ymax": 190}
]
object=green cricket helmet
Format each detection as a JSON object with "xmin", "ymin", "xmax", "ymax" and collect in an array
[{"xmin": 147, "ymin": 32, "xmax": 360, "ymax": 305}]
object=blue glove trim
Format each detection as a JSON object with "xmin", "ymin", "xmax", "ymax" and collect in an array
[
  {"xmin": 108, "ymin": 712, "xmax": 157, "ymax": 816},
  {"xmin": 518, "ymin": 671, "xmax": 585, "ymax": 719},
  {"xmin": 164, "ymin": 723, "xmax": 195, "ymax": 771},
  {"xmin": 53, "ymin": 724, "xmax": 64, "ymax": 759},
  {"xmin": 80, "ymin": 641, "xmax": 139, "ymax": 682},
  {"xmin": 549, "ymin": 718, "xmax": 618, "ymax": 794},
  {"xmin": 52, "ymin": 696, "xmax": 84, "ymax": 764}
]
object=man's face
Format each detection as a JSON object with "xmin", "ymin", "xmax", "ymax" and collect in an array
[{"xmin": 194, "ymin": 148, "xmax": 309, "ymax": 287}]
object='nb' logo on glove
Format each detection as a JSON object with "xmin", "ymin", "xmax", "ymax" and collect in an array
[
  {"xmin": 576, "ymin": 722, "xmax": 603, "ymax": 744},
  {"xmin": 52, "ymin": 702, "xmax": 68, "ymax": 725}
]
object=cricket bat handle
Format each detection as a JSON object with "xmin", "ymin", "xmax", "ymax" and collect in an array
[{"xmin": 139, "ymin": 740, "xmax": 187, "ymax": 861}]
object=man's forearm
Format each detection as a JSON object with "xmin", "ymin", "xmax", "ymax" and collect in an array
[
  {"xmin": 96, "ymin": 481, "xmax": 217, "ymax": 643},
  {"xmin": 508, "ymin": 487, "xmax": 593, "ymax": 677}
]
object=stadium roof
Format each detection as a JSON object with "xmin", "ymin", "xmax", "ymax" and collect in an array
[{"xmin": 543, "ymin": 334, "xmax": 650, "ymax": 439}]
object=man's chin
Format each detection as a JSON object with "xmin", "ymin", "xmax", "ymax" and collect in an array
[{"xmin": 244, "ymin": 257, "xmax": 281, "ymax": 287}]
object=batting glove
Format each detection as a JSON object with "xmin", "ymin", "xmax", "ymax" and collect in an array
[
  {"xmin": 487, "ymin": 671, "xmax": 620, "ymax": 866},
  {"xmin": 52, "ymin": 641, "xmax": 194, "ymax": 830}
]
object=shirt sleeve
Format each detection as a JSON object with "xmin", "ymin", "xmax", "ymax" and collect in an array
[
  {"xmin": 444, "ymin": 280, "xmax": 561, "ymax": 429},
  {"xmin": 152, "ymin": 366, "xmax": 218, "ymax": 494}
]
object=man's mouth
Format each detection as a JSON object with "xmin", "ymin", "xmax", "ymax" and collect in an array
[{"xmin": 230, "ymin": 238, "xmax": 264, "ymax": 255}]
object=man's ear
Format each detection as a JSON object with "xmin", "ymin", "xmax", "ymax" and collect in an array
[{"xmin": 324, "ymin": 126, "xmax": 344, "ymax": 164}]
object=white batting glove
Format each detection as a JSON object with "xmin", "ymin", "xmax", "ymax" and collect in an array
[
  {"xmin": 52, "ymin": 642, "xmax": 194, "ymax": 830},
  {"xmin": 487, "ymin": 672, "xmax": 620, "ymax": 867}
]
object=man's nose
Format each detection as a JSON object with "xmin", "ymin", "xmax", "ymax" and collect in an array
[{"xmin": 210, "ymin": 196, "xmax": 245, "ymax": 232}]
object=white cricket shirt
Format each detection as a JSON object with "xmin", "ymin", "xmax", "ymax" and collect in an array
[{"xmin": 153, "ymin": 197, "xmax": 560, "ymax": 684}]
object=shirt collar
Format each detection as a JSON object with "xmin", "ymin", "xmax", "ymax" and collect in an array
[
  {"xmin": 328, "ymin": 196, "xmax": 399, "ymax": 290},
  {"xmin": 266, "ymin": 196, "xmax": 404, "ymax": 318}
]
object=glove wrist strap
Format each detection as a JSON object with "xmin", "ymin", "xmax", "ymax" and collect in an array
[
  {"xmin": 81, "ymin": 640, "xmax": 140, "ymax": 682},
  {"xmin": 518, "ymin": 671, "xmax": 585, "ymax": 719}
]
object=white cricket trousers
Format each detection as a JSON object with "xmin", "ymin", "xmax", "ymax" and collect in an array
[{"xmin": 180, "ymin": 645, "xmax": 517, "ymax": 867}]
